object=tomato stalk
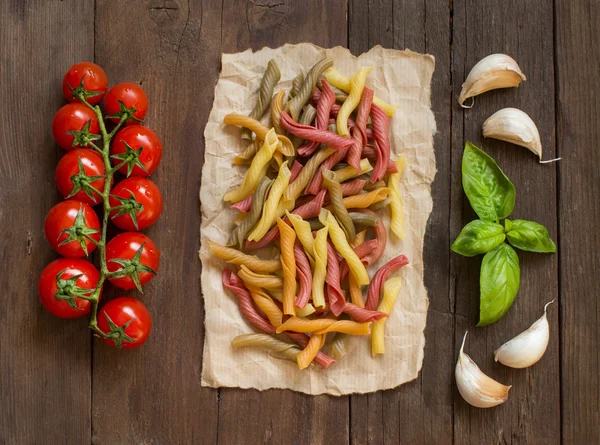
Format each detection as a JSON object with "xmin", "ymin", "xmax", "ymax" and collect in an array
[{"xmin": 76, "ymin": 94, "xmax": 128, "ymax": 339}]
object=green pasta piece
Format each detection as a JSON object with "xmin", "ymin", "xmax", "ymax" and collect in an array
[
  {"xmin": 348, "ymin": 211, "xmax": 379, "ymax": 227},
  {"xmin": 284, "ymin": 146, "xmax": 335, "ymax": 201},
  {"xmin": 370, "ymin": 196, "xmax": 392, "ymax": 211},
  {"xmin": 322, "ymin": 169, "xmax": 356, "ymax": 242},
  {"xmin": 241, "ymin": 59, "xmax": 281, "ymax": 140},
  {"xmin": 287, "ymin": 58, "xmax": 334, "ymax": 121},
  {"xmin": 330, "ymin": 333, "xmax": 349, "ymax": 359},
  {"xmin": 232, "ymin": 334, "xmax": 300, "ymax": 362},
  {"xmin": 290, "ymin": 71, "xmax": 305, "ymax": 98},
  {"xmin": 306, "ymin": 218, "xmax": 325, "ymax": 231},
  {"xmin": 291, "ymin": 104, "xmax": 317, "ymax": 148},
  {"xmin": 229, "ymin": 177, "xmax": 273, "ymax": 249}
]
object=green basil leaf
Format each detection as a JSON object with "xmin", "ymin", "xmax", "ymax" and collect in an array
[
  {"xmin": 462, "ymin": 142, "xmax": 515, "ymax": 221},
  {"xmin": 451, "ymin": 220, "xmax": 506, "ymax": 257},
  {"xmin": 478, "ymin": 243, "xmax": 520, "ymax": 326},
  {"xmin": 506, "ymin": 219, "xmax": 556, "ymax": 253}
]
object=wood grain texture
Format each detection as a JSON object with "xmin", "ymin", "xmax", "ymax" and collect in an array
[
  {"xmin": 555, "ymin": 1, "xmax": 600, "ymax": 443},
  {"xmin": 349, "ymin": 1, "xmax": 454, "ymax": 444},
  {"xmin": 451, "ymin": 1, "xmax": 561, "ymax": 444},
  {"xmin": 0, "ymin": 1, "xmax": 94, "ymax": 444},
  {"xmin": 90, "ymin": 1, "xmax": 220, "ymax": 444},
  {"xmin": 216, "ymin": 2, "xmax": 350, "ymax": 445}
]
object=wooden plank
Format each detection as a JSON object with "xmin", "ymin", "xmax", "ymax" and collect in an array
[
  {"xmin": 215, "ymin": 2, "xmax": 349, "ymax": 444},
  {"xmin": 451, "ymin": 1, "xmax": 561, "ymax": 444},
  {"xmin": 0, "ymin": 1, "xmax": 94, "ymax": 444},
  {"xmin": 90, "ymin": 1, "xmax": 221, "ymax": 443},
  {"xmin": 348, "ymin": 1, "xmax": 454, "ymax": 444},
  {"xmin": 555, "ymin": 1, "xmax": 600, "ymax": 443}
]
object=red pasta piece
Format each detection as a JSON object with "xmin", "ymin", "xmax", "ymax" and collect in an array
[
  {"xmin": 285, "ymin": 332, "xmax": 335, "ymax": 368},
  {"xmin": 340, "ymin": 178, "xmax": 366, "ymax": 196},
  {"xmin": 369, "ymin": 103, "xmax": 392, "ymax": 182},
  {"xmin": 359, "ymin": 209, "xmax": 387, "ymax": 266},
  {"xmin": 362, "ymin": 144, "xmax": 397, "ymax": 174},
  {"xmin": 294, "ymin": 241, "xmax": 312, "ymax": 308},
  {"xmin": 339, "ymin": 239, "xmax": 378, "ymax": 282},
  {"xmin": 280, "ymin": 111, "xmax": 354, "ymax": 150},
  {"xmin": 365, "ymin": 255, "xmax": 409, "ymax": 311},
  {"xmin": 290, "ymin": 160, "xmax": 303, "ymax": 182},
  {"xmin": 222, "ymin": 268, "xmax": 275, "ymax": 333},
  {"xmin": 342, "ymin": 302, "xmax": 388, "ymax": 322},
  {"xmin": 245, "ymin": 190, "xmax": 326, "ymax": 250},
  {"xmin": 325, "ymin": 241, "xmax": 346, "ymax": 317},
  {"xmin": 298, "ymin": 83, "xmax": 336, "ymax": 157},
  {"xmin": 347, "ymin": 88, "xmax": 374, "ymax": 172},
  {"xmin": 230, "ymin": 194, "xmax": 252, "ymax": 213}
]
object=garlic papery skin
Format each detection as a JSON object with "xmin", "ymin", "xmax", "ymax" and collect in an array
[
  {"xmin": 456, "ymin": 332, "xmax": 511, "ymax": 408},
  {"xmin": 494, "ymin": 300, "xmax": 554, "ymax": 368},
  {"xmin": 458, "ymin": 54, "xmax": 526, "ymax": 107}
]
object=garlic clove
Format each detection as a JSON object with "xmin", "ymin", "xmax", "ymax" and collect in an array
[
  {"xmin": 458, "ymin": 54, "xmax": 526, "ymax": 107},
  {"xmin": 494, "ymin": 300, "xmax": 554, "ymax": 368},
  {"xmin": 456, "ymin": 331, "xmax": 511, "ymax": 408}
]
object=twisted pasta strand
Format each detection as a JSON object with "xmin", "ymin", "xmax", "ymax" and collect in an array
[
  {"xmin": 241, "ymin": 59, "xmax": 281, "ymax": 140},
  {"xmin": 229, "ymin": 177, "xmax": 273, "ymax": 248},
  {"xmin": 311, "ymin": 226, "xmax": 328, "ymax": 309},
  {"xmin": 291, "ymin": 104, "xmax": 317, "ymax": 148},
  {"xmin": 313, "ymin": 320, "xmax": 372, "ymax": 336},
  {"xmin": 232, "ymin": 334, "xmax": 300, "ymax": 362},
  {"xmin": 347, "ymin": 87, "xmax": 374, "ymax": 171},
  {"xmin": 290, "ymin": 71, "xmax": 305, "ymax": 98},
  {"xmin": 325, "ymin": 241, "xmax": 346, "ymax": 316},
  {"xmin": 287, "ymin": 212, "xmax": 315, "ymax": 265},
  {"xmin": 298, "ymin": 80, "xmax": 336, "ymax": 156},
  {"xmin": 284, "ymin": 147, "xmax": 335, "ymax": 201},
  {"xmin": 277, "ymin": 218, "xmax": 297, "ymax": 316},
  {"xmin": 287, "ymin": 58, "xmax": 333, "ymax": 121},
  {"xmin": 370, "ymin": 104, "xmax": 392, "ymax": 182},
  {"xmin": 341, "ymin": 188, "xmax": 389, "ymax": 209},
  {"xmin": 389, "ymin": 156, "xmax": 407, "ymax": 239},
  {"xmin": 322, "ymin": 170, "xmax": 355, "ymax": 242},
  {"xmin": 209, "ymin": 241, "xmax": 281, "ymax": 273},
  {"xmin": 246, "ymin": 284, "xmax": 284, "ymax": 327},
  {"xmin": 233, "ymin": 140, "xmax": 259, "ymax": 165},
  {"xmin": 280, "ymin": 111, "xmax": 354, "ymax": 150},
  {"xmin": 331, "ymin": 159, "xmax": 373, "ymax": 183},
  {"xmin": 271, "ymin": 89, "xmax": 287, "ymax": 135},
  {"xmin": 285, "ymin": 332, "xmax": 335, "ymax": 368},
  {"xmin": 336, "ymin": 66, "xmax": 372, "ymax": 137},
  {"xmin": 365, "ymin": 255, "xmax": 409, "ymax": 310},
  {"xmin": 372, "ymin": 276, "xmax": 402, "ymax": 355},
  {"xmin": 296, "ymin": 333, "xmax": 325, "ymax": 369},
  {"xmin": 238, "ymin": 265, "xmax": 283, "ymax": 290},
  {"xmin": 294, "ymin": 241, "xmax": 313, "ymax": 308}
]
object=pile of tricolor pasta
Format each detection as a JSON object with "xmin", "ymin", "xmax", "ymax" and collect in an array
[{"xmin": 209, "ymin": 57, "xmax": 408, "ymax": 369}]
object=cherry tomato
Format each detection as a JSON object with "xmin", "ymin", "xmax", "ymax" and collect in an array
[
  {"xmin": 111, "ymin": 125, "xmax": 162, "ymax": 177},
  {"xmin": 104, "ymin": 82, "xmax": 148, "ymax": 125},
  {"xmin": 109, "ymin": 177, "xmax": 163, "ymax": 231},
  {"xmin": 44, "ymin": 200, "xmax": 100, "ymax": 257},
  {"xmin": 105, "ymin": 232, "xmax": 159, "ymax": 290},
  {"xmin": 62, "ymin": 62, "xmax": 108, "ymax": 105},
  {"xmin": 56, "ymin": 149, "xmax": 108, "ymax": 206},
  {"xmin": 38, "ymin": 258, "xmax": 101, "ymax": 318},
  {"xmin": 97, "ymin": 297, "xmax": 152, "ymax": 349},
  {"xmin": 52, "ymin": 103, "xmax": 100, "ymax": 151}
]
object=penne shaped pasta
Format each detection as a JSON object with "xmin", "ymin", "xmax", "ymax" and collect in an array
[
  {"xmin": 286, "ymin": 212, "xmax": 315, "ymax": 265},
  {"xmin": 241, "ymin": 59, "xmax": 281, "ymax": 140},
  {"xmin": 224, "ymin": 129, "xmax": 279, "ymax": 203},
  {"xmin": 246, "ymin": 284, "xmax": 284, "ymax": 327},
  {"xmin": 209, "ymin": 241, "xmax": 281, "ymax": 273},
  {"xmin": 331, "ymin": 159, "xmax": 373, "ymax": 183},
  {"xmin": 336, "ymin": 66, "xmax": 373, "ymax": 137},
  {"xmin": 320, "ymin": 209, "xmax": 369, "ymax": 286},
  {"xmin": 296, "ymin": 333, "xmax": 325, "ymax": 369},
  {"xmin": 237, "ymin": 265, "xmax": 283, "ymax": 290},
  {"xmin": 341, "ymin": 188, "xmax": 390, "ymax": 209},
  {"xmin": 322, "ymin": 169, "xmax": 355, "ymax": 242},
  {"xmin": 277, "ymin": 218, "xmax": 297, "ymax": 316},
  {"xmin": 248, "ymin": 161, "xmax": 292, "ymax": 241},
  {"xmin": 323, "ymin": 67, "xmax": 398, "ymax": 116},
  {"xmin": 371, "ymin": 276, "xmax": 402, "ymax": 355},
  {"xmin": 388, "ymin": 156, "xmax": 407, "ymax": 239},
  {"xmin": 311, "ymin": 226, "xmax": 328, "ymax": 309},
  {"xmin": 313, "ymin": 320, "xmax": 372, "ymax": 336}
]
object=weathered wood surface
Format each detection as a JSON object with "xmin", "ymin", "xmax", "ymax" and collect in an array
[{"xmin": 0, "ymin": 1, "xmax": 598, "ymax": 444}]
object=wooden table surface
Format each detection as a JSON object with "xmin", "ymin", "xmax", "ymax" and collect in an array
[{"xmin": 1, "ymin": 1, "xmax": 598, "ymax": 444}]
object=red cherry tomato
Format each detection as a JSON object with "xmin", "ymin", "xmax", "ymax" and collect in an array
[
  {"xmin": 111, "ymin": 125, "xmax": 162, "ymax": 177},
  {"xmin": 38, "ymin": 258, "xmax": 101, "ymax": 318},
  {"xmin": 52, "ymin": 104, "xmax": 100, "ymax": 151},
  {"xmin": 44, "ymin": 200, "xmax": 100, "ymax": 257},
  {"xmin": 97, "ymin": 297, "xmax": 152, "ymax": 349},
  {"xmin": 55, "ymin": 149, "xmax": 108, "ymax": 206},
  {"xmin": 105, "ymin": 233, "xmax": 160, "ymax": 290},
  {"xmin": 109, "ymin": 177, "xmax": 163, "ymax": 231},
  {"xmin": 62, "ymin": 62, "xmax": 108, "ymax": 105},
  {"xmin": 104, "ymin": 82, "xmax": 148, "ymax": 125}
]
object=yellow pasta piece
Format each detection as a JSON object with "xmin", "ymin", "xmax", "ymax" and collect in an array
[
  {"xmin": 320, "ymin": 209, "xmax": 369, "ymax": 285},
  {"xmin": 246, "ymin": 285, "xmax": 283, "ymax": 327},
  {"xmin": 336, "ymin": 66, "xmax": 372, "ymax": 136},
  {"xmin": 372, "ymin": 277, "xmax": 402, "ymax": 355},
  {"xmin": 224, "ymin": 129, "xmax": 278, "ymax": 203},
  {"xmin": 233, "ymin": 140, "xmax": 258, "ymax": 165},
  {"xmin": 348, "ymin": 230, "xmax": 367, "ymax": 307},
  {"xmin": 248, "ymin": 161, "xmax": 292, "ymax": 241},
  {"xmin": 311, "ymin": 226, "xmax": 328, "ymax": 309},
  {"xmin": 331, "ymin": 158, "xmax": 373, "ymax": 182},
  {"xmin": 224, "ymin": 113, "xmax": 294, "ymax": 157},
  {"xmin": 268, "ymin": 288, "xmax": 283, "ymax": 302},
  {"xmin": 330, "ymin": 333, "xmax": 349, "ymax": 359},
  {"xmin": 313, "ymin": 320, "xmax": 372, "ymax": 336},
  {"xmin": 296, "ymin": 334, "xmax": 325, "ymax": 369},
  {"xmin": 276, "ymin": 317, "xmax": 334, "ymax": 333},
  {"xmin": 277, "ymin": 218, "xmax": 296, "ymax": 316},
  {"xmin": 232, "ymin": 334, "xmax": 300, "ymax": 362},
  {"xmin": 271, "ymin": 90, "xmax": 287, "ymax": 135},
  {"xmin": 286, "ymin": 212, "xmax": 315, "ymax": 266},
  {"xmin": 295, "ymin": 303, "xmax": 316, "ymax": 318},
  {"xmin": 341, "ymin": 188, "xmax": 390, "ymax": 209},
  {"xmin": 388, "ymin": 156, "xmax": 407, "ymax": 239},
  {"xmin": 237, "ymin": 265, "xmax": 282, "ymax": 290},
  {"xmin": 209, "ymin": 242, "xmax": 281, "ymax": 273},
  {"xmin": 284, "ymin": 146, "xmax": 335, "ymax": 201},
  {"xmin": 349, "ymin": 230, "xmax": 367, "ymax": 249},
  {"xmin": 323, "ymin": 67, "xmax": 398, "ymax": 116}
]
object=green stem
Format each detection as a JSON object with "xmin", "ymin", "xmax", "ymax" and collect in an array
[{"xmin": 79, "ymin": 96, "xmax": 128, "ymax": 339}]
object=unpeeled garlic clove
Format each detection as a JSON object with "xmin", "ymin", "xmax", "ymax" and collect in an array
[
  {"xmin": 494, "ymin": 300, "xmax": 554, "ymax": 368},
  {"xmin": 458, "ymin": 54, "xmax": 526, "ymax": 107},
  {"xmin": 456, "ymin": 331, "xmax": 511, "ymax": 408}
]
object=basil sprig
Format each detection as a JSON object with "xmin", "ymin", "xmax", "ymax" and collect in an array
[{"xmin": 452, "ymin": 142, "xmax": 556, "ymax": 326}]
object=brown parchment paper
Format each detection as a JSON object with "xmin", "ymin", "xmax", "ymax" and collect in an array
[{"xmin": 199, "ymin": 44, "xmax": 436, "ymax": 396}]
